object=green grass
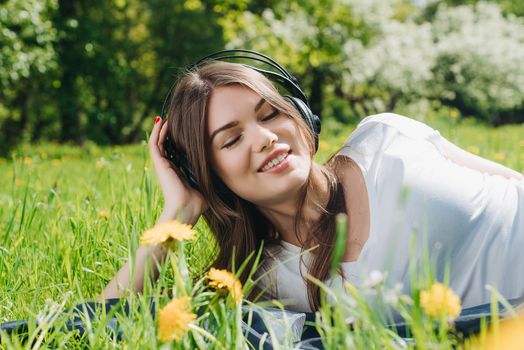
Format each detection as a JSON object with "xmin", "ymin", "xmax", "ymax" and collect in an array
[{"xmin": 0, "ymin": 114, "xmax": 523, "ymax": 348}]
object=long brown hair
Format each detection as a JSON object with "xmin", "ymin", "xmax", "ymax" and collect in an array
[{"xmin": 166, "ymin": 61, "xmax": 345, "ymax": 310}]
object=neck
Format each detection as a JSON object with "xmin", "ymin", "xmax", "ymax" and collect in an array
[{"xmin": 257, "ymin": 163, "xmax": 330, "ymax": 245}]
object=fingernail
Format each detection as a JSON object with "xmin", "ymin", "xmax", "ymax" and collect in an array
[{"xmin": 154, "ymin": 116, "xmax": 161, "ymax": 124}]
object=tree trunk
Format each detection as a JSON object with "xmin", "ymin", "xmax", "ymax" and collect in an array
[
  {"xmin": 309, "ymin": 68, "xmax": 324, "ymax": 119},
  {"xmin": 56, "ymin": 0, "xmax": 82, "ymax": 143}
]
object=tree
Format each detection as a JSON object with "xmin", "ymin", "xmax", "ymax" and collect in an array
[
  {"xmin": 0, "ymin": 0, "xmax": 57, "ymax": 153},
  {"xmin": 51, "ymin": 0, "xmax": 225, "ymax": 144},
  {"xmin": 430, "ymin": 2, "xmax": 524, "ymax": 123},
  {"xmin": 219, "ymin": 0, "xmax": 401, "ymax": 120}
]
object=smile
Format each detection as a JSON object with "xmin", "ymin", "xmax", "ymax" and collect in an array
[{"xmin": 259, "ymin": 151, "xmax": 290, "ymax": 172}]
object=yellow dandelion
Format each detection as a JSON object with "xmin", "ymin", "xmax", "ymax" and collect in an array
[
  {"xmin": 319, "ymin": 140, "xmax": 329, "ymax": 151},
  {"xmin": 420, "ymin": 283, "xmax": 461, "ymax": 319},
  {"xmin": 450, "ymin": 110, "xmax": 459, "ymax": 119},
  {"xmin": 23, "ymin": 157, "xmax": 33, "ymax": 165},
  {"xmin": 98, "ymin": 210, "xmax": 110, "ymax": 219},
  {"xmin": 52, "ymin": 159, "xmax": 61, "ymax": 166},
  {"xmin": 95, "ymin": 159, "xmax": 106, "ymax": 168},
  {"xmin": 40, "ymin": 152, "xmax": 48, "ymax": 160},
  {"xmin": 207, "ymin": 268, "xmax": 243, "ymax": 304},
  {"xmin": 468, "ymin": 316, "xmax": 524, "ymax": 350},
  {"xmin": 158, "ymin": 296, "xmax": 196, "ymax": 342},
  {"xmin": 493, "ymin": 152, "xmax": 506, "ymax": 161},
  {"xmin": 140, "ymin": 220, "xmax": 196, "ymax": 249},
  {"xmin": 467, "ymin": 145, "xmax": 480, "ymax": 155},
  {"xmin": 15, "ymin": 179, "xmax": 23, "ymax": 186},
  {"xmin": 519, "ymin": 140, "xmax": 524, "ymax": 147}
]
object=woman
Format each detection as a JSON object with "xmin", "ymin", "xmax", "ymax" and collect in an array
[{"xmin": 101, "ymin": 60, "xmax": 524, "ymax": 313}]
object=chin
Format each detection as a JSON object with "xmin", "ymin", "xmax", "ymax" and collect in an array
[{"xmin": 255, "ymin": 175, "xmax": 308, "ymax": 205}]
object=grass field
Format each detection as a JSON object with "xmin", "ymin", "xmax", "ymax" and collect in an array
[{"xmin": 1, "ymin": 114, "xmax": 523, "ymax": 348}]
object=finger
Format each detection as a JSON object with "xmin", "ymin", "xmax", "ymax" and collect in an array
[
  {"xmin": 149, "ymin": 116, "xmax": 162, "ymax": 147},
  {"xmin": 158, "ymin": 120, "xmax": 169, "ymax": 152},
  {"xmin": 149, "ymin": 116, "xmax": 163, "ymax": 159}
]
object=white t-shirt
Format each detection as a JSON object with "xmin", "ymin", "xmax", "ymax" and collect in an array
[{"xmin": 261, "ymin": 113, "xmax": 524, "ymax": 312}]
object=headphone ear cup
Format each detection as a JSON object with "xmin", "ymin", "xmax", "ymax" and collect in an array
[
  {"xmin": 283, "ymin": 96, "xmax": 321, "ymax": 152},
  {"xmin": 163, "ymin": 135, "xmax": 200, "ymax": 191}
]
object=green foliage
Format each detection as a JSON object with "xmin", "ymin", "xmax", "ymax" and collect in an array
[
  {"xmin": 0, "ymin": 0, "xmax": 224, "ymax": 155},
  {"xmin": 429, "ymin": 2, "xmax": 524, "ymax": 124},
  {"xmin": 2, "ymin": 0, "xmax": 524, "ymax": 154},
  {"xmin": 220, "ymin": 0, "xmax": 376, "ymax": 117},
  {"xmin": 52, "ymin": 0, "xmax": 224, "ymax": 145},
  {"xmin": 224, "ymin": 0, "xmax": 524, "ymax": 125},
  {"xmin": 497, "ymin": 0, "xmax": 524, "ymax": 17},
  {"xmin": 0, "ymin": 0, "xmax": 57, "ymax": 87},
  {"xmin": 0, "ymin": 0, "xmax": 58, "ymax": 153},
  {"xmin": 423, "ymin": 0, "xmax": 524, "ymax": 18}
]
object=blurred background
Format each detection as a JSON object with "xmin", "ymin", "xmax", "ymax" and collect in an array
[{"xmin": 1, "ymin": 0, "xmax": 524, "ymax": 155}]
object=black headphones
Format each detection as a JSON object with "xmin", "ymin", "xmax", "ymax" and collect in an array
[{"xmin": 162, "ymin": 49, "xmax": 321, "ymax": 192}]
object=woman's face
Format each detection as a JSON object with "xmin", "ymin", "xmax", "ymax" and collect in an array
[{"xmin": 207, "ymin": 84, "xmax": 312, "ymax": 208}]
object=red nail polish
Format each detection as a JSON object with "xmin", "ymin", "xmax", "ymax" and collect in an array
[{"xmin": 154, "ymin": 116, "xmax": 161, "ymax": 124}]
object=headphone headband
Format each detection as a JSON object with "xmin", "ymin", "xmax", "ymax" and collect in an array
[
  {"xmin": 161, "ymin": 49, "xmax": 309, "ymax": 122},
  {"xmin": 194, "ymin": 49, "xmax": 293, "ymax": 79},
  {"xmin": 194, "ymin": 50, "xmax": 309, "ymax": 105}
]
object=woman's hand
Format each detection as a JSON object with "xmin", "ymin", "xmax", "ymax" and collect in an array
[
  {"xmin": 99, "ymin": 116, "xmax": 207, "ymax": 301},
  {"xmin": 149, "ymin": 116, "xmax": 207, "ymax": 224}
]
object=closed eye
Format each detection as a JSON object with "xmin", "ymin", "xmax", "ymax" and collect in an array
[
  {"xmin": 222, "ymin": 135, "xmax": 242, "ymax": 149},
  {"xmin": 262, "ymin": 110, "xmax": 280, "ymax": 122},
  {"xmin": 221, "ymin": 110, "xmax": 279, "ymax": 149}
]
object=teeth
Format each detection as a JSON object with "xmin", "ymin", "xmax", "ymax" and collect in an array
[{"xmin": 261, "ymin": 153, "xmax": 288, "ymax": 171}]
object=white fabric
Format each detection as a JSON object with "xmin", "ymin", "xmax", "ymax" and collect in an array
[{"xmin": 261, "ymin": 113, "xmax": 524, "ymax": 312}]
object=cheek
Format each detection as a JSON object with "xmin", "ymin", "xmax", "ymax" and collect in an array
[
  {"xmin": 212, "ymin": 151, "xmax": 250, "ymax": 189},
  {"xmin": 281, "ymin": 119, "xmax": 311, "ymax": 152},
  {"xmin": 294, "ymin": 128, "xmax": 314, "ymax": 155}
]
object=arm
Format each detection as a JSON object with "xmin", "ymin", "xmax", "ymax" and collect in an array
[
  {"xmin": 99, "ymin": 214, "xmax": 169, "ymax": 301},
  {"xmin": 99, "ymin": 116, "xmax": 206, "ymax": 300},
  {"xmin": 441, "ymin": 137, "xmax": 524, "ymax": 181},
  {"xmin": 99, "ymin": 209, "xmax": 200, "ymax": 300}
]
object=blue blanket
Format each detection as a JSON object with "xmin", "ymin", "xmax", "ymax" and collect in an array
[{"xmin": 2, "ymin": 297, "xmax": 523, "ymax": 349}]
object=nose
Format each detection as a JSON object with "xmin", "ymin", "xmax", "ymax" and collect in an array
[{"xmin": 252, "ymin": 125, "xmax": 277, "ymax": 153}]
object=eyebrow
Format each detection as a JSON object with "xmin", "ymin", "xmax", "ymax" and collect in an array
[
  {"xmin": 254, "ymin": 98, "xmax": 266, "ymax": 112},
  {"xmin": 209, "ymin": 121, "xmax": 239, "ymax": 143},
  {"xmin": 210, "ymin": 98, "xmax": 266, "ymax": 143}
]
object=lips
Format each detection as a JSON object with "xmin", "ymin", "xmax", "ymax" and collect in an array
[{"xmin": 257, "ymin": 147, "xmax": 291, "ymax": 172}]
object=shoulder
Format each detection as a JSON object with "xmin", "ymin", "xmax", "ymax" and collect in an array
[
  {"xmin": 331, "ymin": 157, "xmax": 366, "ymax": 211},
  {"xmin": 330, "ymin": 157, "xmax": 371, "ymax": 263},
  {"xmin": 331, "ymin": 154, "xmax": 361, "ymax": 183}
]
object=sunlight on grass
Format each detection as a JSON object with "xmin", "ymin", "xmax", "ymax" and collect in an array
[{"xmin": 0, "ymin": 117, "xmax": 523, "ymax": 348}]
